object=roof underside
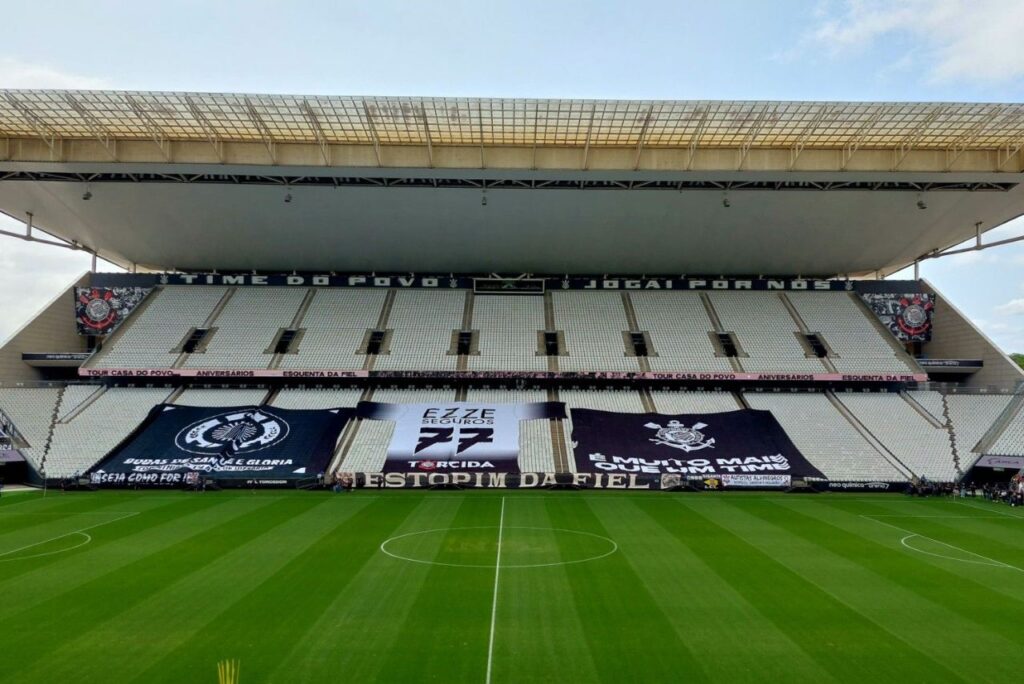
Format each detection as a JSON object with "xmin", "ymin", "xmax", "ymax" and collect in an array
[{"xmin": 2, "ymin": 91, "xmax": 1024, "ymax": 277}]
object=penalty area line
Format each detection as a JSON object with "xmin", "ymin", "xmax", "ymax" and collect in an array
[
  {"xmin": 861, "ymin": 515, "xmax": 1023, "ymax": 572},
  {"xmin": 485, "ymin": 496, "xmax": 505, "ymax": 684},
  {"xmin": 0, "ymin": 511, "xmax": 139, "ymax": 562}
]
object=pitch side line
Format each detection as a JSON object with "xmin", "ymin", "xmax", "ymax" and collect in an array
[
  {"xmin": 862, "ymin": 515, "xmax": 1023, "ymax": 572},
  {"xmin": 0, "ymin": 511, "xmax": 139, "ymax": 562},
  {"xmin": 950, "ymin": 500, "xmax": 1024, "ymax": 519},
  {"xmin": 485, "ymin": 496, "xmax": 505, "ymax": 684}
]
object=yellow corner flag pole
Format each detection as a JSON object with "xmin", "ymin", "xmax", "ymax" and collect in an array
[{"xmin": 217, "ymin": 659, "xmax": 240, "ymax": 684}]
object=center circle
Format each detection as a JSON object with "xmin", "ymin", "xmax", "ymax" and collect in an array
[{"xmin": 380, "ymin": 526, "xmax": 618, "ymax": 569}]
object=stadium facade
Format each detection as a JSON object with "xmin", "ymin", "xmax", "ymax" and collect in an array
[{"xmin": 1, "ymin": 91, "xmax": 1024, "ymax": 490}]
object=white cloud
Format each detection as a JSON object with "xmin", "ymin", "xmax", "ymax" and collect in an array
[
  {"xmin": 808, "ymin": 0, "xmax": 1024, "ymax": 84},
  {"xmin": 0, "ymin": 57, "xmax": 110, "ymax": 89},
  {"xmin": 994, "ymin": 298, "xmax": 1024, "ymax": 316}
]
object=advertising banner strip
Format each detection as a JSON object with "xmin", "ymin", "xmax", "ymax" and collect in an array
[
  {"xmin": 78, "ymin": 368, "xmax": 929, "ymax": 382},
  {"xmin": 356, "ymin": 401, "xmax": 565, "ymax": 474},
  {"xmin": 88, "ymin": 404, "xmax": 352, "ymax": 487},
  {"xmin": 570, "ymin": 408, "xmax": 825, "ymax": 479}
]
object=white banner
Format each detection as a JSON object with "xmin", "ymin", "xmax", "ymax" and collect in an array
[{"xmin": 721, "ymin": 474, "xmax": 792, "ymax": 488}]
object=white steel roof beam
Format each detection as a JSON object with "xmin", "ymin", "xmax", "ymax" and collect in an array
[
  {"xmin": 361, "ymin": 100, "xmax": 383, "ymax": 167},
  {"xmin": 1, "ymin": 92, "xmax": 59, "ymax": 154},
  {"xmin": 300, "ymin": 100, "xmax": 330, "ymax": 165},
  {"xmin": 893, "ymin": 106, "xmax": 947, "ymax": 170},
  {"xmin": 184, "ymin": 96, "xmax": 224, "ymax": 163},
  {"xmin": 945, "ymin": 106, "xmax": 1007, "ymax": 171},
  {"xmin": 633, "ymin": 106, "xmax": 654, "ymax": 170},
  {"xmin": 63, "ymin": 94, "xmax": 117, "ymax": 160},
  {"xmin": 243, "ymin": 97, "xmax": 277, "ymax": 164},
  {"xmin": 124, "ymin": 94, "xmax": 171, "ymax": 162}
]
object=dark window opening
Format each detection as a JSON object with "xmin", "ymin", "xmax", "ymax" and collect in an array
[
  {"xmin": 274, "ymin": 329, "xmax": 298, "ymax": 355},
  {"xmin": 366, "ymin": 330, "xmax": 387, "ymax": 355},
  {"xmin": 543, "ymin": 331, "xmax": 560, "ymax": 356},
  {"xmin": 456, "ymin": 330, "xmax": 474, "ymax": 355},
  {"xmin": 183, "ymin": 328, "xmax": 210, "ymax": 354},
  {"xmin": 630, "ymin": 332, "xmax": 649, "ymax": 357},
  {"xmin": 716, "ymin": 332, "xmax": 738, "ymax": 358},
  {"xmin": 804, "ymin": 333, "xmax": 829, "ymax": 358}
]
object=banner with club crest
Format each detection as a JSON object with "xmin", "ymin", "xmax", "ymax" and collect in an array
[
  {"xmin": 88, "ymin": 404, "xmax": 352, "ymax": 487},
  {"xmin": 74, "ymin": 286, "xmax": 152, "ymax": 335},
  {"xmin": 569, "ymin": 408, "xmax": 824, "ymax": 481},
  {"xmin": 859, "ymin": 292, "xmax": 934, "ymax": 342}
]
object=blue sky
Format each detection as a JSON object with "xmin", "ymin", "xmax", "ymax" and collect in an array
[{"xmin": 2, "ymin": 0, "xmax": 1024, "ymax": 349}]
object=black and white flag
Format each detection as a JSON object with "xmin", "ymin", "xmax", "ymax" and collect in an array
[{"xmin": 570, "ymin": 408, "xmax": 823, "ymax": 480}]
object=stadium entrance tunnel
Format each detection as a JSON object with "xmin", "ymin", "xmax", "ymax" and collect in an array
[{"xmin": 380, "ymin": 526, "xmax": 618, "ymax": 569}]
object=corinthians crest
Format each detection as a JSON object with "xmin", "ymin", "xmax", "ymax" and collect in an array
[
  {"xmin": 175, "ymin": 409, "xmax": 289, "ymax": 455},
  {"xmin": 644, "ymin": 420, "xmax": 715, "ymax": 452}
]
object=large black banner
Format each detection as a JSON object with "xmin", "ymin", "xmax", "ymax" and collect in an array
[
  {"xmin": 89, "ymin": 404, "xmax": 351, "ymax": 487},
  {"xmin": 357, "ymin": 401, "xmax": 565, "ymax": 473},
  {"xmin": 570, "ymin": 409, "xmax": 824, "ymax": 480}
]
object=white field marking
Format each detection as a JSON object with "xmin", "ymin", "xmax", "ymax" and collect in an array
[
  {"xmin": 0, "ymin": 511, "xmax": 139, "ymax": 562},
  {"xmin": 861, "ymin": 515, "xmax": 1023, "ymax": 572},
  {"xmin": 864, "ymin": 515, "xmax": 1014, "ymax": 519},
  {"xmin": 899, "ymin": 535, "xmax": 1018, "ymax": 569},
  {"xmin": 379, "ymin": 526, "xmax": 618, "ymax": 569},
  {"xmin": 486, "ymin": 496, "xmax": 505, "ymax": 684},
  {"xmin": 951, "ymin": 499, "xmax": 1024, "ymax": 519}
]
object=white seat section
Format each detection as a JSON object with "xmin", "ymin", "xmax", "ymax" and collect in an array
[
  {"xmin": 373, "ymin": 291, "xmax": 465, "ymax": 371},
  {"xmin": 787, "ymin": 292, "xmax": 915, "ymax": 373},
  {"xmin": 907, "ymin": 390, "xmax": 947, "ymax": 424},
  {"xmin": 93, "ymin": 286, "xmax": 227, "ymax": 368},
  {"xmin": 630, "ymin": 292, "xmax": 733, "ymax": 372},
  {"xmin": 552, "ymin": 292, "xmax": 640, "ymax": 372},
  {"xmin": 173, "ymin": 388, "xmax": 269, "ymax": 407},
  {"xmin": 465, "ymin": 388, "xmax": 555, "ymax": 472},
  {"xmin": 708, "ymin": 292, "xmax": 823, "ymax": 372},
  {"xmin": 280, "ymin": 289, "xmax": 387, "ymax": 370},
  {"xmin": 986, "ymin": 400, "xmax": 1024, "ymax": 456},
  {"xmin": 945, "ymin": 394, "xmax": 1013, "ymax": 459},
  {"xmin": 0, "ymin": 387, "xmax": 62, "ymax": 469},
  {"xmin": 339, "ymin": 388, "xmax": 457, "ymax": 472},
  {"xmin": 650, "ymin": 391, "xmax": 741, "ymax": 413},
  {"xmin": 467, "ymin": 296, "xmax": 549, "ymax": 372},
  {"xmin": 744, "ymin": 392, "xmax": 905, "ymax": 481},
  {"xmin": 837, "ymin": 393, "xmax": 957, "ymax": 481},
  {"xmin": 56, "ymin": 385, "xmax": 104, "ymax": 420},
  {"xmin": 45, "ymin": 387, "xmax": 174, "ymax": 478},
  {"xmin": 270, "ymin": 388, "xmax": 364, "ymax": 409},
  {"xmin": 184, "ymin": 288, "xmax": 307, "ymax": 369}
]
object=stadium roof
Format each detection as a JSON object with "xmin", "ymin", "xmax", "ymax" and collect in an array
[
  {"xmin": 2, "ymin": 91, "xmax": 1024, "ymax": 165},
  {"xmin": 2, "ymin": 91, "xmax": 1024, "ymax": 277}
]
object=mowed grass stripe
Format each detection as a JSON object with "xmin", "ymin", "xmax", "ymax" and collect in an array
[
  {"xmin": 0, "ymin": 495, "xmax": 303, "ymax": 683},
  {"xmin": 798, "ymin": 498, "xmax": 1024, "ymax": 604},
  {"xmin": 0, "ymin": 491, "xmax": 160, "ymax": 541},
  {"xmin": 780, "ymin": 498, "xmax": 1024, "ymax": 608},
  {"xmin": 373, "ymin": 496, "xmax": 502, "ymax": 683},
  {"xmin": 754, "ymin": 499, "xmax": 1024, "ymax": 675},
  {"xmin": 124, "ymin": 495, "xmax": 391, "ymax": 683},
  {"xmin": 0, "ymin": 494, "xmax": 233, "ymax": 592},
  {"xmin": 269, "ymin": 495, "xmax": 472, "ymax": 682},
  {"xmin": 683, "ymin": 499, "xmax": 972, "ymax": 682},
  {"xmin": 597, "ymin": 497, "xmax": 836, "ymax": 683},
  {"xmin": 490, "ymin": 496, "xmax": 603, "ymax": 683},
  {"xmin": 545, "ymin": 496, "xmax": 707, "ymax": 684}
]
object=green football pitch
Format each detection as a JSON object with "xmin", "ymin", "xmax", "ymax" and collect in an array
[{"xmin": 1, "ymin": 489, "xmax": 1022, "ymax": 683}]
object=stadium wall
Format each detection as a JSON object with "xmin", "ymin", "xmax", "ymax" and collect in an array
[
  {"xmin": 922, "ymin": 278, "xmax": 1024, "ymax": 390},
  {"xmin": 0, "ymin": 273, "xmax": 89, "ymax": 383}
]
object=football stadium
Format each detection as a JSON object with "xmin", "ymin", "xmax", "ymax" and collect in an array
[{"xmin": 1, "ymin": 92, "xmax": 1024, "ymax": 682}]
